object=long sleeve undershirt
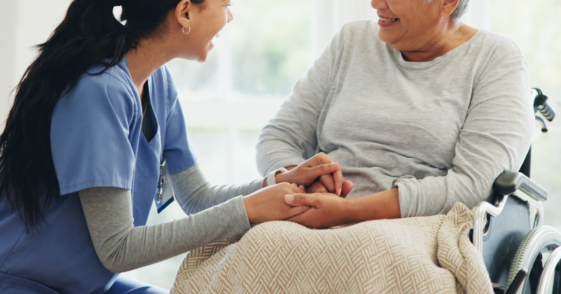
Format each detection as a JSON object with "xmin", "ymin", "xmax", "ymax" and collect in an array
[{"xmin": 79, "ymin": 163, "xmax": 263, "ymax": 273}]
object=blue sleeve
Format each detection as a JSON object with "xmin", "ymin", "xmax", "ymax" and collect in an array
[
  {"xmin": 51, "ymin": 74, "xmax": 137, "ymax": 195},
  {"xmin": 162, "ymin": 66, "xmax": 197, "ymax": 175}
]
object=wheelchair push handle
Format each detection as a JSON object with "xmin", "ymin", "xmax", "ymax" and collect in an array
[
  {"xmin": 538, "ymin": 102, "xmax": 555, "ymax": 122},
  {"xmin": 533, "ymin": 88, "xmax": 556, "ymax": 122}
]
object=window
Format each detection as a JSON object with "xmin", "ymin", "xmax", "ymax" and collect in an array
[
  {"xmin": 167, "ymin": 0, "xmax": 313, "ymax": 185},
  {"xmin": 124, "ymin": 0, "xmax": 376, "ymax": 288},
  {"xmin": 487, "ymin": 0, "xmax": 561, "ymax": 231},
  {"xmin": 124, "ymin": 0, "xmax": 315, "ymax": 287}
]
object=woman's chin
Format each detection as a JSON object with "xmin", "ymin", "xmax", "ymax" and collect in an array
[
  {"xmin": 377, "ymin": 31, "xmax": 398, "ymax": 46},
  {"xmin": 195, "ymin": 43, "xmax": 214, "ymax": 62},
  {"xmin": 194, "ymin": 55, "xmax": 207, "ymax": 63},
  {"xmin": 189, "ymin": 48, "xmax": 212, "ymax": 63}
]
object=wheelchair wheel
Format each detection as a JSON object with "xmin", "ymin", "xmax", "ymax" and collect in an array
[{"xmin": 507, "ymin": 226, "xmax": 561, "ymax": 294}]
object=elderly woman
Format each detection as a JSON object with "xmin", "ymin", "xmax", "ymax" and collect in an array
[{"xmin": 257, "ymin": 0, "xmax": 534, "ymax": 228}]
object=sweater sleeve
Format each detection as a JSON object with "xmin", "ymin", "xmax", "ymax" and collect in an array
[
  {"xmin": 255, "ymin": 29, "xmax": 342, "ymax": 175},
  {"xmin": 171, "ymin": 163, "xmax": 264, "ymax": 215},
  {"xmin": 79, "ymin": 187, "xmax": 251, "ymax": 273},
  {"xmin": 393, "ymin": 39, "xmax": 535, "ymax": 217}
]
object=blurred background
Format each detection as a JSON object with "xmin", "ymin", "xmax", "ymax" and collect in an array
[{"xmin": 0, "ymin": 0, "xmax": 559, "ymax": 290}]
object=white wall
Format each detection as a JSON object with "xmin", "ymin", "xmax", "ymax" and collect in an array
[
  {"xmin": 462, "ymin": 0, "xmax": 490, "ymax": 30},
  {"xmin": 0, "ymin": 0, "xmax": 71, "ymax": 129},
  {"xmin": 0, "ymin": 1, "xmax": 19, "ymax": 124}
]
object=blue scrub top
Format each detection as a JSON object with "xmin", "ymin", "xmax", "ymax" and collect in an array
[{"xmin": 0, "ymin": 57, "xmax": 196, "ymax": 294}]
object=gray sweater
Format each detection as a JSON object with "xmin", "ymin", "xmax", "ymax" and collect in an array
[{"xmin": 256, "ymin": 20, "xmax": 534, "ymax": 218}]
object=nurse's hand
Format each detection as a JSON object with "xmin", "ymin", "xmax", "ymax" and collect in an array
[
  {"xmin": 243, "ymin": 183, "xmax": 309, "ymax": 225},
  {"xmin": 273, "ymin": 153, "xmax": 344, "ymax": 196}
]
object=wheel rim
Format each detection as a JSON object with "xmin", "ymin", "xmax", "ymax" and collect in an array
[{"xmin": 507, "ymin": 226, "xmax": 561, "ymax": 294}]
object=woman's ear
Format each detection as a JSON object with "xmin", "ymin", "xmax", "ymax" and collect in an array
[
  {"xmin": 440, "ymin": 0, "xmax": 460, "ymax": 17},
  {"xmin": 175, "ymin": 0, "xmax": 192, "ymax": 29}
]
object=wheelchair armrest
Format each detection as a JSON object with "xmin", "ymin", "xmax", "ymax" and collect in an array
[{"xmin": 493, "ymin": 171, "xmax": 547, "ymax": 202}]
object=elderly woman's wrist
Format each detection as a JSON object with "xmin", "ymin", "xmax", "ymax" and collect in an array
[
  {"xmin": 343, "ymin": 189, "xmax": 401, "ymax": 223},
  {"xmin": 343, "ymin": 198, "xmax": 361, "ymax": 223}
]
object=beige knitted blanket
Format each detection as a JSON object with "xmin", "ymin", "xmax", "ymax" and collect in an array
[{"xmin": 171, "ymin": 203, "xmax": 493, "ymax": 294}]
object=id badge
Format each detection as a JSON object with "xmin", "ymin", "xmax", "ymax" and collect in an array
[{"xmin": 155, "ymin": 159, "xmax": 175, "ymax": 214}]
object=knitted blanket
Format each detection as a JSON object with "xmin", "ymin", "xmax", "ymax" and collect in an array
[{"xmin": 171, "ymin": 203, "xmax": 493, "ymax": 294}]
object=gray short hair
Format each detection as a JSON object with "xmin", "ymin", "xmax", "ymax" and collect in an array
[{"xmin": 451, "ymin": 0, "xmax": 470, "ymax": 20}]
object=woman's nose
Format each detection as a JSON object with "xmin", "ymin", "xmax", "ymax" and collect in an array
[{"xmin": 371, "ymin": 0, "xmax": 389, "ymax": 10}]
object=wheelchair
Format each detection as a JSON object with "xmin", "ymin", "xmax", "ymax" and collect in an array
[{"xmin": 472, "ymin": 88, "xmax": 559, "ymax": 294}]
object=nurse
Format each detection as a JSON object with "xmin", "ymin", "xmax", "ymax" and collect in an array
[{"xmin": 0, "ymin": 0, "xmax": 345, "ymax": 293}]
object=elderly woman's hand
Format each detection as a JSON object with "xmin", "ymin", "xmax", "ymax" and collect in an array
[
  {"xmin": 274, "ymin": 153, "xmax": 344, "ymax": 195},
  {"xmin": 283, "ymin": 192, "xmax": 352, "ymax": 229},
  {"xmin": 307, "ymin": 177, "xmax": 354, "ymax": 197},
  {"xmin": 284, "ymin": 188, "xmax": 401, "ymax": 228}
]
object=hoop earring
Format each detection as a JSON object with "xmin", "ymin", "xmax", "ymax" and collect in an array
[{"xmin": 182, "ymin": 26, "xmax": 191, "ymax": 35}]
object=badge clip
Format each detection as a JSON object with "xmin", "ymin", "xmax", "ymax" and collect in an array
[{"xmin": 155, "ymin": 158, "xmax": 175, "ymax": 213}]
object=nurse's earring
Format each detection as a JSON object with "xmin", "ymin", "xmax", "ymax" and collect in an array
[{"xmin": 182, "ymin": 26, "xmax": 191, "ymax": 35}]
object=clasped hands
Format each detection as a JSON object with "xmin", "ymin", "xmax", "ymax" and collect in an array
[{"xmin": 243, "ymin": 153, "xmax": 354, "ymax": 229}]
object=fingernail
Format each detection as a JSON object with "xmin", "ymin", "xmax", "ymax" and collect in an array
[
  {"xmin": 338, "ymin": 188, "xmax": 342, "ymax": 195},
  {"xmin": 285, "ymin": 194, "xmax": 294, "ymax": 203},
  {"xmin": 330, "ymin": 162, "xmax": 337, "ymax": 169}
]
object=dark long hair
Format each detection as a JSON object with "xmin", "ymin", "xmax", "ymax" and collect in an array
[{"xmin": 0, "ymin": 0, "xmax": 203, "ymax": 231}]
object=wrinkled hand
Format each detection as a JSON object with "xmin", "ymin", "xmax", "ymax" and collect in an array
[
  {"xmin": 243, "ymin": 183, "xmax": 308, "ymax": 225},
  {"xmin": 283, "ymin": 192, "xmax": 352, "ymax": 229},
  {"xmin": 307, "ymin": 177, "xmax": 354, "ymax": 198},
  {"xmin": 277, "ymin": 153, "xmax": 344, "ymax": 195}
]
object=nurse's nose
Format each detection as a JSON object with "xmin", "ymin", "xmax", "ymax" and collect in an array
[{"xmin": 227, "ymin": 8, "xmax": 234, "ymax": 23}]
